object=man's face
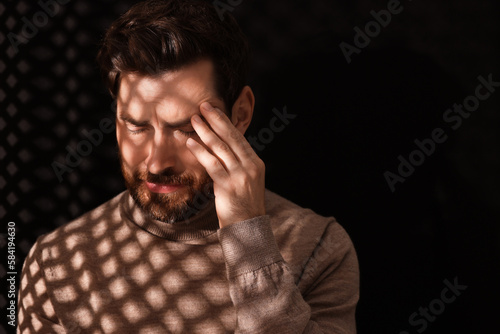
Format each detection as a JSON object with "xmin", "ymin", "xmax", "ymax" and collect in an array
[{"xmin": 116, "ymin": 60, "xmax": 225, "ymax": 223}]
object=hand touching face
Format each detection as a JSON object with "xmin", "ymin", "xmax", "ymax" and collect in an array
[{"xmin": 186, "ymin": 101, "xmax": 266, "ymax": 228}]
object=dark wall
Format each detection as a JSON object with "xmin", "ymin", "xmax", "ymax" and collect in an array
[{"xmin": 2, "ymin": 0, "xmax": 499, "ymax": 333}]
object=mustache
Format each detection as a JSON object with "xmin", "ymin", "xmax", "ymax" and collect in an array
[{"xmin": 137, "ymin": 169, "xmax": 195, "ymax": 186}]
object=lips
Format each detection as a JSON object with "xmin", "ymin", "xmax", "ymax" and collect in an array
[{"xmin": 145, "ymin": 182, "xmax": 185, "ymax": 194}]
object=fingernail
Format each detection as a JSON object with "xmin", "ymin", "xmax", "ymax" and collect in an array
[
  {"xmin": 201, "ymin": 102, "xmax": 214, "ymax": 111},
  {"xmin": 192, "ymin": 114, "xmax": 203, "ymax": 123}
]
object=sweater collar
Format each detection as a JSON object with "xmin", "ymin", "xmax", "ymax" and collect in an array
[{"xmin": 120, "ymin": 191, "xmax": 220, "ymax": 241}]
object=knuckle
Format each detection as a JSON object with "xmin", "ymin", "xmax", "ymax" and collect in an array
[
  {"xmin": 240, "ymin": 172, "xmax": 252, "ymax": 184},
  {"xmin": 230, "ymin": 129, "xmax": 241, "ymax": 140},
  {"xmin": 209, "ymin": 158, "xmax": 222, "ymax": 170},
  {"xmin": 212, "ymin": 109, "xmax": 225, "ymax": 121},
  {"xmin": 246, "ymin": 165, "xmax": 262, "ymax": 179},
  {"xmin": 216, "ymin": 142, "xmax": 230, "ymax": 153},
  {"xmin": 244, "ymin": 144, "xmax": 256, "ymax": 155}
]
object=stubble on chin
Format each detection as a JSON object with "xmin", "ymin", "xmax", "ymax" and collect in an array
[{"xmin": 120, "ymin": 159, "xmax": 213, "ymax": 224}]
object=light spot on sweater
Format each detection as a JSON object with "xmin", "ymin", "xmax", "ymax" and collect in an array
[
  {"xmin": 97, "ymin": 238, "xmax": 113, "ymax": 257},
  {"xmin": 109, "ymin": 277, "xmax": 130, "ymax": 299},
  {"xmin": 34, "ymin": 277, "xmax": 46, "ymax": 297},
  {"xmin": 145, "ymin": 285, "xmax": 167, "ymax": 310},
  {"xmin": 89, "ymin": 290, "xmax": 106, "ymax": 313},
  {"xmin": 79, "ymin": 270, "xmax": 93, "ymax": 291},
  {"xmin": 120, "ymin": 242, "xmax": 141, "ymax": 263},
  {"xmin": 53, "ymin": 285, "xmax": 77, "ymax": 303},
  {"xmin": 131, "ymin": 263, "xmax": 152, "ymax": 286},
  {"xmin": 42, "ymin": 245, "xmax": 59, "ymax": 261},
  {"xmin": 122, "ymin": 300, "xmax": 146, "ymax": 323},
  {"xmin": 29, "ymin": 260, "xmax": 39, "ymax": 277},
  {"xmin": 71, "ymin": 307, "xmax": 93, "ymax": 328},
  {"xmin": 182, "ymin": 252, "xmax": 212, "ymax": 277},
  {"xmin": 220, "ymin": 307, "xmax": 237, "ymax": 329},
  {"xmin": 46, "ymin": 264, "xmax": 68, "ymax": 281},
  {"xmin": 193, "ymin": 319, "xmax": 221, "ymax": 333},
  {"xmin": 21, "ymin": 274, "xmax": 28, "ymax": 290},
  {"xmin": 71, "ymin": 251, "xmax": 85, "ymax": 270},
  {"xmin": 42, "ymin": 299, "xmax": 55, "ymax": 318},
  {"xmin": 136, "ymin": 230, "xmax": 153, "ymax": 248},
  {"xmin": 139, "ymin": 324, "xmax": 166, "ymax": 334},
  {"xmin": 32, "ymin": 316, "xmax": 43, "ymax": 331},
  {"xmin": 202, "ymin": 280, "xmax": 228, "ymax": 305},
  {"xmin": 102, "ymin": 257, "xmax": 118, "ymax": 277},
  {"xmin": 92, "ymin": 221, "xmax": 107, "ymax": 238},
  {"xmin": 89, "ymin": 208, "xmax": 104, "ymax": 221},
  {"xmin": 101, "ymin": 314, "xmax": 118, "ymax": 334},
  {"xmin": 163, "ymin": 309, "xmax": 185, "ymax": 333},
  {"xmin": 64, "ymin": 219, "xmax": 86, "ymax": 232},
  {"xmin": 148, "ymin": 246, "xmax": 169, "ymax": 270},
  {"xmin": 18, "ymin": 307, "xmax": 24, "ymax": 324},
  {"xmin": 65, "ymin": 235, "xmax": 79, "ymax": 251},
  {"xmin": 205, "ymin": 244, "xmax": 223, "ymax": 263},
  {"xmin": 23, "ymin": 292, "xmax": 34, "ymax": 308},
  {"xmin": 177, "ymin": 293, "xmax": 206, "ymax": 319},
  {"xmin": 161, "ymin": 270, "xmax": 186, "ymax": 294},
  {"xmin": 114, "ymin": 223, "xmax": 132, "ymax": 242}
]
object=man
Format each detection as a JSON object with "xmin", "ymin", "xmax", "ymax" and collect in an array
[{"xmin": 17, "ymin": 1, "xmax": 359, "ymax": 333}]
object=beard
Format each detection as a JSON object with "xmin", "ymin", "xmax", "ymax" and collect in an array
[{"xmin": 119, "ymin": 156, "xmax": 213, "ymax": 224}]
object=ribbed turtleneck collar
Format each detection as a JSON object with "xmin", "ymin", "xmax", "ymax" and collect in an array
[{"xmin": 120, "ymin": 191, "xmax": 220, "ymax": 241}]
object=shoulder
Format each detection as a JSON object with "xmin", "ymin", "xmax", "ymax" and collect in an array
[
  {"xmin": 264, "ymin": 188, "xmax": 339, "ymax": 239},
  {"xmin": 33, "ymin": 191, "xmax": 128, "ymax": 262},
  {"xmin": 264, "ymin": 189, "xmax": 357, "ymax": 273}
]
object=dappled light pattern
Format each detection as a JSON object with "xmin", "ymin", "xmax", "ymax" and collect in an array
[
  {"xmin": 18, "ymin": 192, "xmax": 236, "ymax": 333},
  {"xmin": 18, "ymin": 190, "xmax": 359, "ymax": 333}
]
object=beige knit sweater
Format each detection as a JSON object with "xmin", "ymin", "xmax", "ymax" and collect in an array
[{"xmin": 17, "ymin": 189, "xmax": 359, "ymax": 333}]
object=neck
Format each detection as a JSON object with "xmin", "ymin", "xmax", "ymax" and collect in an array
[{"xmin": 120, "ymin": 191, "xmax": 220, "ymax": 241}]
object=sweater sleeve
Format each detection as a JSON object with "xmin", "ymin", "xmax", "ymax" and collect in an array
[
  {"xmin": 217, "ymin": 215, "xmax": 359, "ymax": 334},
  {"xmin": 17, "ymin": 239, "xmax": 67, "ymax": 334}
]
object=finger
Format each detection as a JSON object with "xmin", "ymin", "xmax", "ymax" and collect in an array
[
  {"xmin": 190, "ymin": 113, "xmax": 240, "ymax": 170},
  {"xmin": 186, "ymin": 137, "xmax": 229, "ymax": 180},
  {"xmin": 199, "ymin": 102, "xmax": 257, "ymax": 161}
]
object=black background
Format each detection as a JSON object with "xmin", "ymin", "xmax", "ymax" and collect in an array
[{"xmin": 1, "ymin": 0, "xmax": 499, "ymax": 333}]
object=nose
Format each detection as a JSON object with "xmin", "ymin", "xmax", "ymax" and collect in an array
[{"xmin": 146, "ymin": 131, "xmax": 178, "ymax": 175}]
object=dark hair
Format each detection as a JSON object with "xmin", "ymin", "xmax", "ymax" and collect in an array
[{"xmin": 96, "ymin": 0, "xmax": 250, "ymax": 111}]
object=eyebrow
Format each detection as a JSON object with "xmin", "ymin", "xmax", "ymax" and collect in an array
[{"xmin": 119, "ymin": 112, "xmax": 197, "ymax": 128}]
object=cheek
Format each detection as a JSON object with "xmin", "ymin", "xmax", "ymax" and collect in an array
[
  {"xmin": 117, "ymin": 126, "xmax": 150, "ymax": 167},
  {"xmin": 177, "ymin": 139, "xmax": 206, "ymax": 174}
]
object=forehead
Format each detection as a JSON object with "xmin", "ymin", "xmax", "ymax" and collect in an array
[{"xmin": 117, "ymin": 59, "xmax": 218, "ymax": 108}]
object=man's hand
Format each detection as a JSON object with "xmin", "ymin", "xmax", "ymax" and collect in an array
[{"xmin": 185, "ymin": 102, "xmax": 265, "ymax": 228}]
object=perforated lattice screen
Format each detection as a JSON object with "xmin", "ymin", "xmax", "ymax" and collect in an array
[{"xmin": 1, "ymin": 3, "xmax": 127, "ymax": 332}]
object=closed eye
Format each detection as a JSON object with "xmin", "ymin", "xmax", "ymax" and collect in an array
[
  {"xmin": 128, "ymin": 128, "xmax": 147, "ymax": 134},
  {"xmin": 125, "ymin": 123, "xmax": 149, "ymax": 135},
  {"xmin": 177, "ymin": 129, "xmax": 197, "ymax": 137}
]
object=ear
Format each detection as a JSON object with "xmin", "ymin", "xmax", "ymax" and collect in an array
[{"xmin": 231, "ymin": 85, "xmax": 255, "ymax": 135}]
